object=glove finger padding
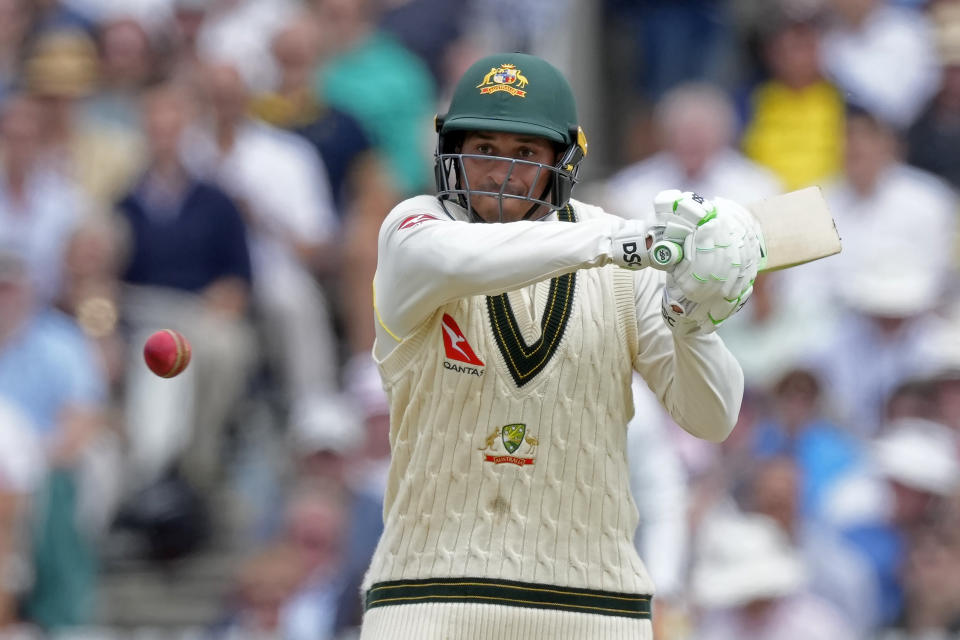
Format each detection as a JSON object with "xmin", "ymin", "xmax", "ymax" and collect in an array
[
  {"xmin": 661, "ymin": 277, "xmax": 756, "ymax": 336},
  {"xmin": 661, "ymin": 286, "xmax": 710, "ymax": 337},
  {"xmin": 652, "ymin": 189, "xmax": 685, "ymax": 215},
  {"xmin": 714, "ymin": 196, "xmax": 766, "ymax": 270},
  {"xmin": 670, "ymin": 219, "xmax": 746, "ymax": 302},
  {"xmin": 652, "ymin": 190, "xmax": 716, "ymax": 245},
  {"xmin": 660, "ymin": 198, "xmax": 761, "ymax": 335}
]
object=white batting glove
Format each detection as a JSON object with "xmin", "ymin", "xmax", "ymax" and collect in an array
[
  {"xmin": 611, "ymin": 190, "xmax": 711, "ymax": 270},
  {"xmin": 653, "ymin": 189, "xmax": 707, "ymax": 244},
  {"xmin": 660, "ymin": 197, "xmax": 763, "ymax": 337},
  {"xmin": 632, "ymin": 190, "xmax": 724, "ymax": 269}
]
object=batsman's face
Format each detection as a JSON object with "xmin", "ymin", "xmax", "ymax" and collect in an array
[{"xmin": 460, "ymin": 131, "xmax": 557, "ymax": 223}]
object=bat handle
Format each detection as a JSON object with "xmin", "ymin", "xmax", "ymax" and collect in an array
[{"xmin": 648, "ymin": 240, "xmax": 683, "ymax": 271}]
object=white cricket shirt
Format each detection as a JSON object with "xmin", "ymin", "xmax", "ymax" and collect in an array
[{"xmin": 366, "ymin": 195, "xmax": 743, "ymax": 602}]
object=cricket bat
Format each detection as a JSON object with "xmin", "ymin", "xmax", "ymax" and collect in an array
[{"xmin": 649, "ymin": 186, "xmax": 842, "ymax": 272}]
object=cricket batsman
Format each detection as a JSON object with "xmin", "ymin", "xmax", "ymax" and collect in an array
[{"xmin": 360, "ymin": 53, "xmax": 763, "ymax": 639}]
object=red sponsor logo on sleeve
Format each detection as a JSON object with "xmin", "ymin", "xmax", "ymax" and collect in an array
[{"xmin": 398, "ymin": 213, "xmax": 440, "ymax": 230}]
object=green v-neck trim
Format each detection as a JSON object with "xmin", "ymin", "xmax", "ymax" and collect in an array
[{"xmin": 486, "ymin": 205, "xmax": 577, "ymax": 387}]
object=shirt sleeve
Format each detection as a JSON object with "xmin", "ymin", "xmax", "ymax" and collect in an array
[
  {"xmin": 373, "ymin": 201, "xmax": 630, "ymax": 342},
  {"xmin": 630, "ymin": 268, "xmax": 744, "ymax": 442},
  {"xmin": 48, "ymin": 316, "xmax": 107, "ymax": 409}
]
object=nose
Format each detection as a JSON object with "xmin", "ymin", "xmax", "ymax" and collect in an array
[{"xmin": 486, "ymin": 157, "xmax": 516, "ymax": 185}]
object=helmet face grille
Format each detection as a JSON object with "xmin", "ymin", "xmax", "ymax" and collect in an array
[{"xmin": 435, "ymin": 152, "xmax": 580, "ymax": 223}]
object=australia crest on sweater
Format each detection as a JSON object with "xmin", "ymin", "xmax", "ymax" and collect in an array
[{"xmin": 479, "ymin": 423, "xmax": 539, "ymax": 466}]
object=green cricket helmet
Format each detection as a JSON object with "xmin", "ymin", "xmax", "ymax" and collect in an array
[{"xmin": 435, "ymin": 52, "xmax": 588, "ymax": 221}]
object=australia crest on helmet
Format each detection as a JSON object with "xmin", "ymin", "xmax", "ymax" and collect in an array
[{"xmin": 476, "ymin": 63, "xmax": 528, "ymax": 97}]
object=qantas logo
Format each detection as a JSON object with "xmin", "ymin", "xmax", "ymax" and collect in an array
[
  {"xmin": 398, "ymin": 213, "xmax": 439, "ymax": 230},
  {"xmin": 441, "ymin": 314, "xmax": 484, "ymax": 368}
]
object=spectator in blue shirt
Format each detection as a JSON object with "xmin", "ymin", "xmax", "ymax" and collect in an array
[
  {"xmin": 0, "ymin": 247, "xmax": 107, "ymax": 630},
  {"xmin": 115, "ymin": 82, "xmax": 257, "ymax": 499},
  {"xmin": 751, "ymin": 368, "xmax": 865, "ymax": 521}
]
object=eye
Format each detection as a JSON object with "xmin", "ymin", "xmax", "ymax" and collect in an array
[
  {"xmin": 474, "ymin": 143, "xmax": 494, "ymax": 155},
  {"xmin": 517, "ymin": 147, "xmax": 537, "ymax": 159}
]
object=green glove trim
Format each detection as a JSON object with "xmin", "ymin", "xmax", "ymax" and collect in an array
[{"xmin": 697, "ymin": 207, "xmax": 718, "ymax": 226}]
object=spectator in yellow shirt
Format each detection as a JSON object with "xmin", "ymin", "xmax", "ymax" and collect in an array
[{"xmin": 741, "ymin": 8, "xmax": 845, "ymax": 191}]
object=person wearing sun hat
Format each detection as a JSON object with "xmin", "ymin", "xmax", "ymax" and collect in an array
[
  {"xmin": 873, "ymin": 417, "xmax": 960, "ymax": 524},
  {"xmin": 691, "ymin": 512, "xmax": 856, "ymax": 640},
  {"xmin": 811, "ymin": 253, "xmax": 954, "ymax": 438}
]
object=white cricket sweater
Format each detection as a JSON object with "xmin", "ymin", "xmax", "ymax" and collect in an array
[{"xmin": 366, "ymin": 196, "xmax": 743, "ymax": 599}]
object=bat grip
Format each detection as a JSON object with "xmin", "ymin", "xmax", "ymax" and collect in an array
[{"xmin": 648, "ymin": 240, "xmax": 683, "ymax": 271}]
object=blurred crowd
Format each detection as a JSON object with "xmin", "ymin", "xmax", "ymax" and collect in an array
[{"xmin": 1, "ymin": 0, "xmax": 960, "ymax": 639}]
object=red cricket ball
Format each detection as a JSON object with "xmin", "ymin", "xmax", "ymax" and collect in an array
[{"xmin": 143, "ymin": 329, "xmax": 192, "ymax": 378}]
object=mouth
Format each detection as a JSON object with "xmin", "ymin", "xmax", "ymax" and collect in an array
[{"xmin": 475, "ymin": 182, "xmax": 528, "ymax": 198}]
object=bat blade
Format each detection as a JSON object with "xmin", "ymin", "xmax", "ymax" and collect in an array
[{"xmin": 747, "ymin": 186, "xmax": 842, "ymax": 272}]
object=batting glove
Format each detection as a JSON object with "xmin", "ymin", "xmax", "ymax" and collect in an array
[
  {"xmin": 660, "ymin": 196, "xmax": 763, "ymax": 336},
  {"xmin": 654, "ymin": 189, "xmax": 706, "ymax": 245},
  {"xmin": 612, "ymin": 190, "xmax": 715, "ymax": 271}
]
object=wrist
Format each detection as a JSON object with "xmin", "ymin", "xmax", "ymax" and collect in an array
[{"xmin": 611, "ymin": 219, "xmax": 657, "ymax": 270}]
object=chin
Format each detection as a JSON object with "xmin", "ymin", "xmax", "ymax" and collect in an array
[{"xmin": 471, "ymin": 198, "xmax": 528, "ymax": 223}]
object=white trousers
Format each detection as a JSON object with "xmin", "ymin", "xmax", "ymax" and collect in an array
[
  {"xmin": 122, "ymin": 286, "xmax": 257, "ymax": 493},
  {"xmin": 360, "ymin": 603, "xmax": 654, "ymax": 640}
]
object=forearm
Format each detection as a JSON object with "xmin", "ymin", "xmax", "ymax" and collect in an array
[
  {"xmin": 665, "ymin": 335, "xmax": 744, "ymax": 441},
  {"xmin": 375, "ymin": 204, "xmax": 629, "ymax": 338},
  {"xmin": 633, "ymin": 269, "xmax": 743, "ymax": 442}
]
